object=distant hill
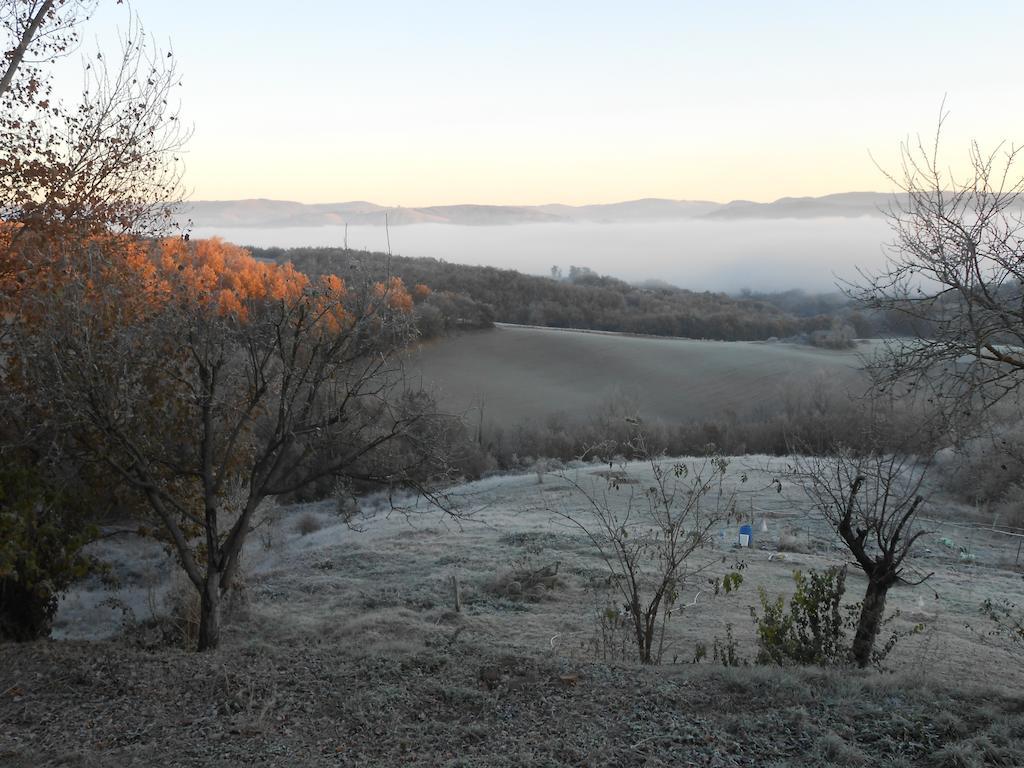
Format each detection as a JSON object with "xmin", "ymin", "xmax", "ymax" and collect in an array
[
  {"xmin": 415, "ymin": 204, "xmax": 563, "ymax": 225},
  {"xmin": 706, "ymin": 192, "xmax": 898, "ymax": 220},
  {"xmin": 182, "ymin": 192, "xmax": 917, "ymax": 229},
  {"xmin": 535, "ymin": 198, "xmax": 722, "ymax": 221}
]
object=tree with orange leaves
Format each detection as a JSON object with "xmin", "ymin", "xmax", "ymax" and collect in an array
[
  {"xmin": 1, "ymin": 0, "xmax": 186, "ymax": 641},
  {"xmin": 9, "ymin": 235, "xmax": 450, "ymax": 649},
  {"xmin": 1, "ymin": 4, "xmax": 450, "ymax": 648}
]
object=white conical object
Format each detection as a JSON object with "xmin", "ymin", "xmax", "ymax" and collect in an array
[{"xmin": 760, "ymin": 517, "xmax": 769, "ymax": 533}]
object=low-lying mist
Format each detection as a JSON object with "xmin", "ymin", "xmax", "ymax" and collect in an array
[{"xmin": 192, "ymin": 218, "xmax": 893, "ymax": 293}]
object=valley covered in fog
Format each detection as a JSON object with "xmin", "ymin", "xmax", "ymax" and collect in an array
[{"xmin": 192, "ymin": 216, "xmax": 893, "ymax": 293}]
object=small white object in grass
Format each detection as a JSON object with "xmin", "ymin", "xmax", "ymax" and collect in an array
[{"xmin": 760, "ymin": 518, "xmax": 769, "ymax": 533}]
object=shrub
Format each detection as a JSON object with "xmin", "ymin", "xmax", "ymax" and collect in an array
[
  {"xmin": 588, "ymin": 597, "xmax": 636, "ymax": 662},
  {"xmin": 751, "ymin": 567, "xmax": 848, "ymax": 666},
  {"xmin": 752, "ymin": 566, "xmax": 917, "ymax": 669},
  {"xmin": 485, "ymin": 542, "xmax": 563, "ymax": 603},
  {"xmin": 712, "ymin": 623, "xmax": 747, "ymax": 667},
  {"xmin": 776, "ymin": 528, "xmax": 812, "ymax": 553},
  {"xmin": 977, "ymin": 598, "xmax": 1024, "ymax": 656},
  {"xmin": 128, "ymin": 575, "xmax": 203, "ymax": 650},
  {"xmin": 0, "ymin": 461, "xmax": 98, "ymax": 641},
  {"xmin": 935, "ymin": 418, "xmax": 1024, "ymax": 517}
]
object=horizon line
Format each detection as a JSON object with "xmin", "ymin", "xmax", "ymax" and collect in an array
[{"xmin": 183, "ymin": 191, "xmax": 894, "ymax": 209}]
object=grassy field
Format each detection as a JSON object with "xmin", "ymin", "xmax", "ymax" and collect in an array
[
  {"xmin": 5, "ymin": 459, "xmax": 1022, "ymax": 766},
  {"xmin": 410, "ymin": 325, "xmax": 868, "ymax": 427}
]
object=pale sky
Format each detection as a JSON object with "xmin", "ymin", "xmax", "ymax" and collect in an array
[{"xmin": 77, "ymin": 1, "xmax": 1024, "ymax": 206}]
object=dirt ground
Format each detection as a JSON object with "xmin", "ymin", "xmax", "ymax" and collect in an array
[{"xmin": 2, "ymin": 458, "xmax": 1024, "ymax": 766}]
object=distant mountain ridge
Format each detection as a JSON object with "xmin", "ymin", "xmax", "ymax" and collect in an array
[{"xmin": 183, "ymin": 192, "xmax": 908, "ymax": 228}]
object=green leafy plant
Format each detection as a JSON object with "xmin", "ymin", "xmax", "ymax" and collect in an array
[
  {"xmin": 712, "ymin": 623, "xmax": 747, "ymax": 667},
  {"xmin": 976, "ymin": 598, "xmax": 1024, "ymax": 654},
  {"xmin": 752, "ymin": 566, "xmax": 918, "ymax": 669},
  {"xmin": 0, "ymin": 461, "xmax": 98, "ymax": 641},
  {"xmin": 751, "ymin": 566, "xmax": 848, "ymax": 667}
]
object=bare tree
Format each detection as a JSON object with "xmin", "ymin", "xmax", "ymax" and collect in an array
[
  {"xmin": 550, "ymin": 435, "xmax": 741, "ymax": 664},
  {"xmin": 851, "ymin": 107, "xmax": 1024, "ymax": 425},
  {"xmin": 794, "ymin": 442, "xmax": 932, "ymax": 668},
  {"xmin": 0, "ymin": 1, "xmax": 95, "ymax": 100},
  {"xmin": 839, "ymin": 113, "xmax": 1024, "ymax": 646},
  {"xmin": 1, "ymin": 1, "xmax": 186, "ymax": 241}
]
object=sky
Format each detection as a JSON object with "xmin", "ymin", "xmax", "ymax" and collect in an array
[{"xmin": 72, "ymin": 1, "xmax": 1024, "ymax": 206}]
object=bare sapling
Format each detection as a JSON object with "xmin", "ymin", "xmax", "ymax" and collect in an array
[{"xmin": 550, "ymin": 434, "xmax": 743, "ymax": 664}]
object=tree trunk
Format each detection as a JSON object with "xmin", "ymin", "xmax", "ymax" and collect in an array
[
  {"xmin": 641, "ymin": 622, "xmax": 654, "ymax": 665},
  {"xmin": 851, "ymin": 577, "xmax": 889, "ymax": 668},
  {"xmin": 196, "ymin": 574, "xmax": 222, "ymax": 651},
  {"xmin": 0, "ymin": 578, "xmax": 54, "ymax": 641}
]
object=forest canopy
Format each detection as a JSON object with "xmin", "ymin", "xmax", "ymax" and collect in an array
[{"xmin": 251, "ymin": 245, "xmax": 896, "ymax": 344}]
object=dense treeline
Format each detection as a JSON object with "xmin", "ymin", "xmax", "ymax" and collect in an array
[{"xmin": 251, "ymin": 246, "xmax": 886, "ymax": 342}]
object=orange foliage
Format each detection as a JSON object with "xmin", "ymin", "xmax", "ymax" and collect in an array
[
  {"xmin": 155, "ymin": 237, "xmax": 309, "ymax": 321},
  {"xmin": 2, "ymin": 227, "xmax": 160, "ymax": 324},
  {"xmin": 3, "ymin": 231, "xmax": 410, "ymax": 333},
  {"xmin": 413, "ymin": 283, "xmax": 432, "ymax": 301},
  {"xmin": 310, "ymin": 273, "xmax": 351, "ymax": 333},
  {"xmin": 373, "ymin": 276, "xmax": 414, "ymax": 313}
]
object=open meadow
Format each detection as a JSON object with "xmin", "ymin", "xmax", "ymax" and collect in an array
[
  {"xmin": 410, "ymin": 324, "xmax": 869, "ymax": 428},
  {"xmin": 4, "ymin": 458, "xmax": 1022, "ymax": 767}
]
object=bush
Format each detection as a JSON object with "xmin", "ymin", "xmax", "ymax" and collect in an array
[
  {"xmin": 776, "ymin": 529, "xmax": 812, "ymax": 554},
  {"xmin": 752, "ymin": 566, "xmax": 916, "ymax": 669},
  {"xmin": 807, "ymin": 322, "xmax": 857, "ymax": 349},
  {"xmin": 126, "ymin": 575, "xmax": 203, "ymax": 650},
  {"xmin": 936, "ymin": 420, "xmax": 1024, "ymax": 512},
  {"xmin": 712, "ymin": 623, "xmax": 747, "ymax": 667},
  {"xmin": 0, "ymin": 461, "xmax": 98, "ymax": 641},
  {"xmin": 751, "ymin": 567, "xmax": 848, "ymax": 666},
  {"xmin": 978, "ymin": 598, "xmax": 1024, "ymax": 655}
]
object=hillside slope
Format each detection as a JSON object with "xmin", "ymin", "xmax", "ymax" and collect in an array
[{"xmin": 410, "ymin": 325, "xmax": 866, "ymax": 427}]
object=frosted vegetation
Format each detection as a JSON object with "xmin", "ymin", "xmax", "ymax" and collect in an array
[{"xmin": 56, "ymin": 459, "xmax": 1024, "ymax": 685}]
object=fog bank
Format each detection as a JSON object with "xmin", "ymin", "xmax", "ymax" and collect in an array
[{"xmin": 192, "ymin": 218, "xmax": 893, "ymax": 292}]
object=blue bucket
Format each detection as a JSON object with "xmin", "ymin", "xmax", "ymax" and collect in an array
[{"xmin": 738, "ymin": 524, "xmax": 753, "ymax": 547}]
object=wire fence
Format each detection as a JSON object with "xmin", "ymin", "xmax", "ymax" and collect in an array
[{"xmin": 719, "ymin": 488, "xmax": 1024, "ymax": 569}]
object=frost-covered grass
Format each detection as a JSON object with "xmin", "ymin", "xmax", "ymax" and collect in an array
[
  {"xmin": 54, "ymin": 457, "xmax": 1024, "ymax": 688},
  {"xmin": 5, "ymin": 458, "xmax": 1022, "ymax": 766}
]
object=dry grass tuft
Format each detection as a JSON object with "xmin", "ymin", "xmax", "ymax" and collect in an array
[
  {"xmin": 294, "ymin": 511, "xmax": 323, "ymax": 536},
  {"xmin": 811, "ymin": 731, "xmax": 867, "ymax": 766},
  {"xmin": 930, "ymin": 742, "xmax": 984, "ymax": 768},
  {"xmin": 484, "ymin": 561, "xmax": 563, "ymax": 601},
  {"xmin": 776, "ymin": 528, "xmax": 812, "ymax": 553}
]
